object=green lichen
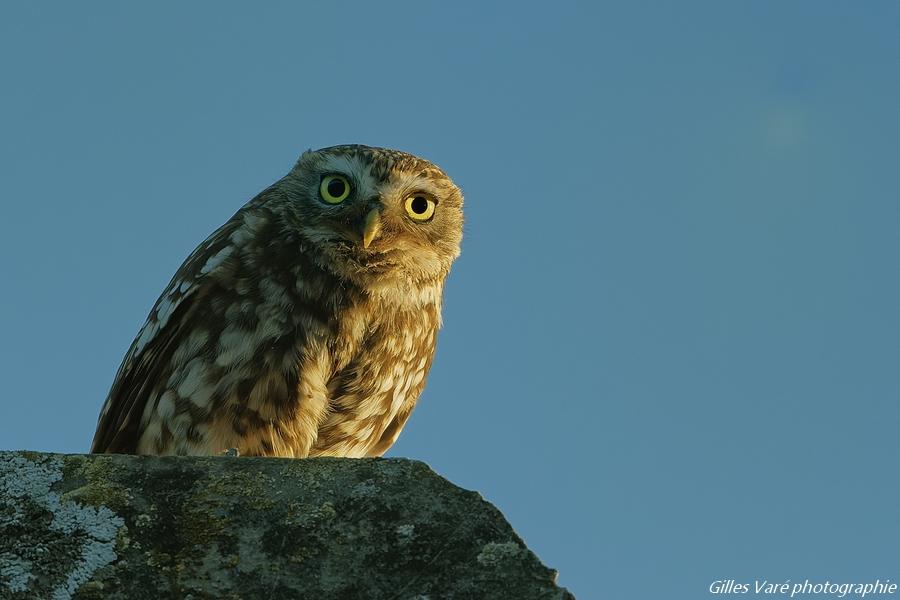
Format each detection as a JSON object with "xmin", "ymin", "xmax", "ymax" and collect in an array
[
  {"xmin": 477, "ymin": 540, "xmax": 525, "ymax": 567},
  {"xmin": 200, "ymin": 467, "xmax": 277, "ymax": 510},
  {"xmin": 59, "ymin": 456, "xmax": 134, "ymax": 513}
]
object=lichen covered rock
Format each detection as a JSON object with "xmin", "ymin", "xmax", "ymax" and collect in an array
[{"xmin": 0, "ymin": 451, "xmax": 573, "ymax": 599}]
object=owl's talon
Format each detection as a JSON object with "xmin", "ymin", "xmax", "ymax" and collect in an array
[{"xmin": 222, "ymin": 448, "xmax": 240, "ymax": 457}]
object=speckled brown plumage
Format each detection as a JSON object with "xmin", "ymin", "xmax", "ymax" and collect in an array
[{"xmin": 91, "ymin": 145, "xmax": 463, "ymax": 457}]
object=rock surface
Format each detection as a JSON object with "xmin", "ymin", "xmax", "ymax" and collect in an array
[{"xmin": 0, "ymin": 451, "xmax": 573, "ymax": 599}]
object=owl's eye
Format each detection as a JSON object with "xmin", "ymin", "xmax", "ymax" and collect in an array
[
  {"xmin": 319, "ymin": 175, "xmax": 351, "ymax": 204},
  {"xmin": 404, "ymin": 195, "xmax": 436, "ymax": 221}
]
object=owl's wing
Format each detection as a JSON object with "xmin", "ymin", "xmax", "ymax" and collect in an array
[{"xmin": 90, "ymin": 216, "xmax": 245, "ymax": 454}]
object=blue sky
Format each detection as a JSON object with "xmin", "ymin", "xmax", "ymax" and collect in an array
[{"xmin": 1, "ymin": 2, "xmax": 899, "ymax": 598}]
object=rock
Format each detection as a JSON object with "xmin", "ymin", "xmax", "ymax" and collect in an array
[{"xmin": 0, "ymin": 451, "xmax": 574, "ymax": 599}]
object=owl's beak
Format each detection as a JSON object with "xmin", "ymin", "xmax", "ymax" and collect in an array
[{"xmin": 361, "ymin": 208, "xmax": 382, "ymax": 249}]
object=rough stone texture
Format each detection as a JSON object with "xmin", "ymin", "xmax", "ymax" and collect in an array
[{"xmin": 0, "ymin": 451, "xmax": 574, "ymax": 599}]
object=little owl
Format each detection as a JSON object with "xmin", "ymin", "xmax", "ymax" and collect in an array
[{"xmin": 91, "ymin": 145, "xmax": 463, "ymax": 457}]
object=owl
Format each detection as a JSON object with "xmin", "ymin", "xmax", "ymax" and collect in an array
[{"xmin": 90, "ymin": 145, "xmax": 463, "ymax": 457}]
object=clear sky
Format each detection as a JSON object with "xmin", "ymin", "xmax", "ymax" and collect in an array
[{"xmin": 1, "ymin": 2, "xmax": 899, "ymax": 598}]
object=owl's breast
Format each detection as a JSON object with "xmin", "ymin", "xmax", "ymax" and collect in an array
[{"xmin": 309, "ymin": 299, "xmax": 442, "ymax": 457}]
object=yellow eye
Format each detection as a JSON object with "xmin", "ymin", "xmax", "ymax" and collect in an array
[
  {"xmin": 404, "ymin": 195, "xmax": 436, "ymax": 221},
  {"xmin": 319, "ymin": 175, "xmax": 351, "ymax": 204}
]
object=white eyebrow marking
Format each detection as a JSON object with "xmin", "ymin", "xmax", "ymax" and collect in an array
[
  {"xmin": 378, "ymin": 171, "xmax": 442, "ymax": 201},
  {"xmin": 320, "ymin": 155, "xmax": 378, "ymax": 201}
]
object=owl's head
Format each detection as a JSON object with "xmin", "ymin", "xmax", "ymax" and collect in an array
[{"xmin": 278, "ymin": 145, "xmax": 463, "ymax": 291}]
